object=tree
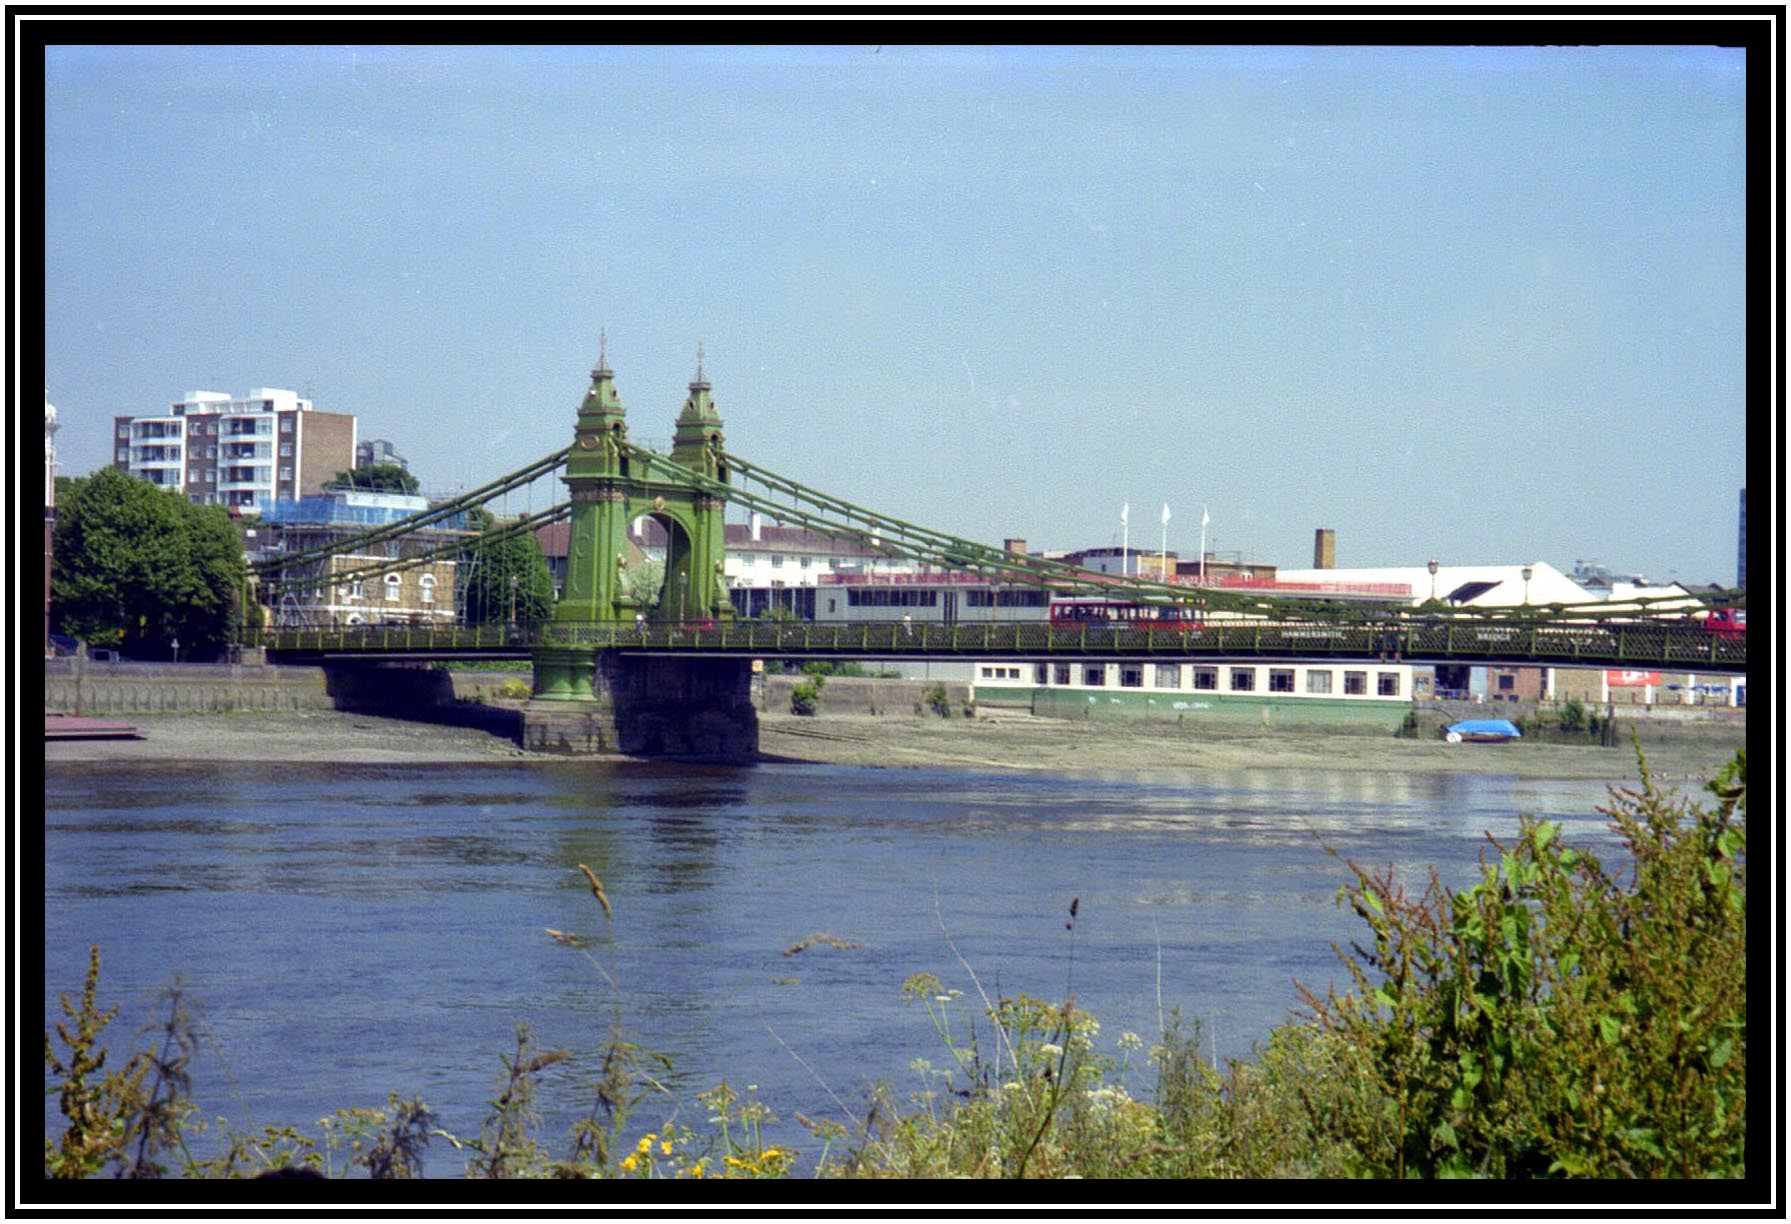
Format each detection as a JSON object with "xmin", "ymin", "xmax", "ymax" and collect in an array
[
  {"xmin": 621, "ymin": 556, "xmax": 665, "ymax": 611},
  {"xmin": 461, "ymin": 520, "xmax": 554, "ymax": 625},
  {"xmin": 51, "ymin": 469, "xmax": 248, "ymax": 658},
  {"xmin": 327, "ymin": 463, "xmax": 419, "ymax": 495}
]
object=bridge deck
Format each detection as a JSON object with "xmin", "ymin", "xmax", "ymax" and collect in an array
[{"xmin": 247, "ymin": 619, "xmax": 1748, "ymax": 674}]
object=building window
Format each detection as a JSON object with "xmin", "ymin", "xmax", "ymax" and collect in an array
[
  {"xmin": 1378, "ymin": 672, "xmax": 1402, "ymax": 697},
  {"xmin": 1306, "ymin": 670, "xmax": 1333, "ymax": 695},
  {"xmin": 116, "ymin": 449, "xmax": 129, "ymax": 462},
  {"xmin": 1054, "ymin": 664, "xmax": 1071, "ymax": 686},
  {"xmin": 420, "ymin": 575, "xmax": 436, "ymax": 604},
  {"xmin": 280, "ymin": 442, "xmax": 293, "ymax": 456},
  {"xmin": 771, "ymin": 555, "xmax": 784, "ymax": 568},
  {"xmin": 980, "ymin": 666, "xmax": 996, "ymax": 679},
  {"xmin": 1230, "ymin": 668, "xmax": 1256, "ymax": 692},
  {"xmin": 1269, "ymin": 669, "xmax": 1295, "ymax": 693},
  {"xmin": 345, "ymin": 580, "xmax": 364, "ymax": 600},
  {"xmin": 1034, "ymin": 664, "xmax": 1048, "ymax": 685},
  {"xmin": 117, "ymin": 427, "xmax": 130, "ymax": 439},
  {"xmin": 1083, "ymin": 665, "xmax": 1105, "ymax": 687},
  {"xmin": 800, "ymin": 555, "xmax": 811, "ymax": 568},
  {"xmin": 280, "ymin": 417, "xmax": 294, "ymax": 432},
  {"xmin": 1155, "ymin": 664, "xmax": 1180, "ymax": 689},
  {"xmin": 826, "ymin": 598, "xmax": 836, "ymax": 614},
  {"xmin": 280, "ymin": 467, "xmax": 293, "ymax": 480},
  {"xmin": 190, "ymin": 421, "xmax": 204, "ymax": 434},
  {"xmin": 1192, "ymin": 667, "xmax": 1217, "ymax": 691},
  {"xmin": 385, "ymin": 574, "xmax": 402, "ymax": 601},
  {"xmin": 1344, "ymin": 671, "xmax": 1367, "ymax": 695},
  {"xmin": 1497, "ymin": 673, "xmax": 1515, "ymax": 692},
  {"xmin": 1120, "ymin": 665, "xmax": 1143, "ymax": 688}
]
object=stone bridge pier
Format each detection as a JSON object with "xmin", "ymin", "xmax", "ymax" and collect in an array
[{"xmin": 521, "ymin": 651, "xmax": 758, "ymax": 760}]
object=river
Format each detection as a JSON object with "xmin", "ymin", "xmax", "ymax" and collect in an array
[{"xmin": 43, "ymin": 758, "xmax": 1634, "ymax": 1176}]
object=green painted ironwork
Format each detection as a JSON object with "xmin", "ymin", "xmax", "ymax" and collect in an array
[{"xmin": 244, "ymin": 615, "xmax": 1748, "ymax": 673}]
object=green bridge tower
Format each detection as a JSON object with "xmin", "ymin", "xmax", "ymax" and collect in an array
[{"xmin": 526, "ymin": 341, "xmax": 756, "ymax": 758}]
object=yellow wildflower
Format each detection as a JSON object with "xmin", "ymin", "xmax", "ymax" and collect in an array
[
  {"xmin": 660, "ymin": 1139, "xmax": 674, "ymax": 1156},
  {"xmin": 620, "ymin": 1154, "xmax": 639, "ymax": 1173}
]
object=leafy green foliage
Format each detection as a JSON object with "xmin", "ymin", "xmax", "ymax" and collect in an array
[
  {"xmin": 621, "ymin": 556, "xmax": 665, "ymax": 611},
  {"xmin": 52, "ymin": 469, "xmax": 248, "ymax": 657},
  {"xmin": 461, "ymin": 521, "xmax": 555, "ymax": 625},
  {"xmin": 1301, "ymin": 748, "xmax": 1747, "ymax": 1177},
  {"xmin": 327, "ymin": 463, "xmax": 419, "ymax": 495},
  {"xmin": 44, "ymin": 945, "xmax": 150, "ymax": 1178},
  {"xmin": 790, "ymin": 674, "xmax": 825, "ymax": 716}
]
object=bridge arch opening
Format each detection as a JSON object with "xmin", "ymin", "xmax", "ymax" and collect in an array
[{"xmin": 641, "ymin": 510, "xmax": 699, "ymax": 623}]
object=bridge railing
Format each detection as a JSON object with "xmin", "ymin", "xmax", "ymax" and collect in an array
[
  {"xmin": 244, "ymin": 618, "xmax": 1747, "ymax": 670},
  {"xmin": 243, "ymin": 623, "xmax": 533, "ymax": 653}
]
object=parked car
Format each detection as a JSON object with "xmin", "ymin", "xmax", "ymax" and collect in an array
[{"xmin": 47, "ymin": 633, "xmax": 78, "ymax": 657}]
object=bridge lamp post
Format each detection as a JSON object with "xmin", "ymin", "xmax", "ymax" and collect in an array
[
  {"xmin": 1521, "ymin": 566, "xmax": 1533, "ymax": 609},
  {"xmin": 1428, "ymin": 558, "xmax": 1438, "ymax": 604},
  {"xmin": 679, "ymin": 571, "xmax": 689, "ymax": 623},
  {"xmin": 508, "ymin": 574, "xmax": 518, "ymax": 631}
]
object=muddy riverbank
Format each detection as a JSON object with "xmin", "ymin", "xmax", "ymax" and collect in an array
[{"xmin": 41, "ymin": 706, "xmax": 1744, "ymax": 785}]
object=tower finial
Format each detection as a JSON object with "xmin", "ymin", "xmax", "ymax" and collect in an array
[
  {"xmin": 594, "ymin": 327, "xmax": 610, "ymax": 376},
  {"xmin": 695, "ymin": 340, "xmax": 705, "ymax": 385}
]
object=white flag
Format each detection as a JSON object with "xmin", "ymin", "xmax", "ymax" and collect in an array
[
  {"xmin": 1201, "ymin": 506, "xmax": 1211, "ymax": 528},
  {"xmin": 1120, "ymin": 503, "xmax": 1129, "ymax": 527},
  {"xmin": 1161, "ymin": 503, "xmax": 1171, "ymax": 526}
]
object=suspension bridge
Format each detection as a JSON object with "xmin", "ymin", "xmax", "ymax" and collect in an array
[{"xmin": 244, "ymin": 349, "xmax": 1748, "ymax": 757}]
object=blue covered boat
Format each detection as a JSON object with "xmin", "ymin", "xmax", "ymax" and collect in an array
[{"xmin": 1444, "ymin": 718, "xmax": 1521, "ymax": 744}]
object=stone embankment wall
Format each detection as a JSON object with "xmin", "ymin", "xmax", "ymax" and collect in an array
[
  {"xmin": 44, "ymin": 658, "xmax": 484, "ymax": 717},
  {"xmin": 759, "ymin": 674, "xmax": 973, "ymax": 716},
  {"xmin": 44, "ymin": 657, "xmax": 334, "ymax": 715}
]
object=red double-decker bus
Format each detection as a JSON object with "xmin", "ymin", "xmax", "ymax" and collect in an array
[{"xmin": 1703, "ymin": 608, "xmax": 1747, "ymax": 639}]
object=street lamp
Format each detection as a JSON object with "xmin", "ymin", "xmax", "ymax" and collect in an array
[
  {"xmin": 171, "ymin": 635, "xmax": 179, "ymax": 663},
  {"xmin": 1521, "ymin": 565, "xmax": 1533, "ymax": 608},
  {"xmin": 1428, "ymin": 558, "xmax": 1439, "ymax": 604}
]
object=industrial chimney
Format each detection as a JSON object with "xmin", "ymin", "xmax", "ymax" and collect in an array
[{"xmin": 1314, "ymin": 528, "xmax": 1335, "ymax": 570}]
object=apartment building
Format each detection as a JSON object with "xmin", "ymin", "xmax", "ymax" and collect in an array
[{"xmin": 113, "ymin": 387, "xmax": 356, "ymax": 514}]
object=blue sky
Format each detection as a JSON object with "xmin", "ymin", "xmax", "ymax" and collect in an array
[{"xmin": 42, "ymin": 41, "xmax": 1751, "ymax": 583}]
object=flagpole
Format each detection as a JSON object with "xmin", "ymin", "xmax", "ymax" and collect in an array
[
  {"xmin": 1121, "ymin": 503, "xmax": 1129, "ymax": 578},
  {"xmin": 1199, "ymin": 505, "xmax": 1209, "ymax": 583},
  {"xmin": 1160, "ymin": 503, "xmax": 1170, "ymax": 581}
]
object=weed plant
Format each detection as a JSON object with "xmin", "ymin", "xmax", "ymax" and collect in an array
[{"xmin": 45, "ymin": 750, "xmax": 1745, "ymax": 1179}]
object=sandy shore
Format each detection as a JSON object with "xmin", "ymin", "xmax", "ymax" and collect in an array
[{"xmin": 42, "ymin": 706, "xmax": 1744, "ymax": 786}]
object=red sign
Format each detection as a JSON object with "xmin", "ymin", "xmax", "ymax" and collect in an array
[{"xmin": 1606, "ymin": 670, "xmax": 1661, "ymax": 686}]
